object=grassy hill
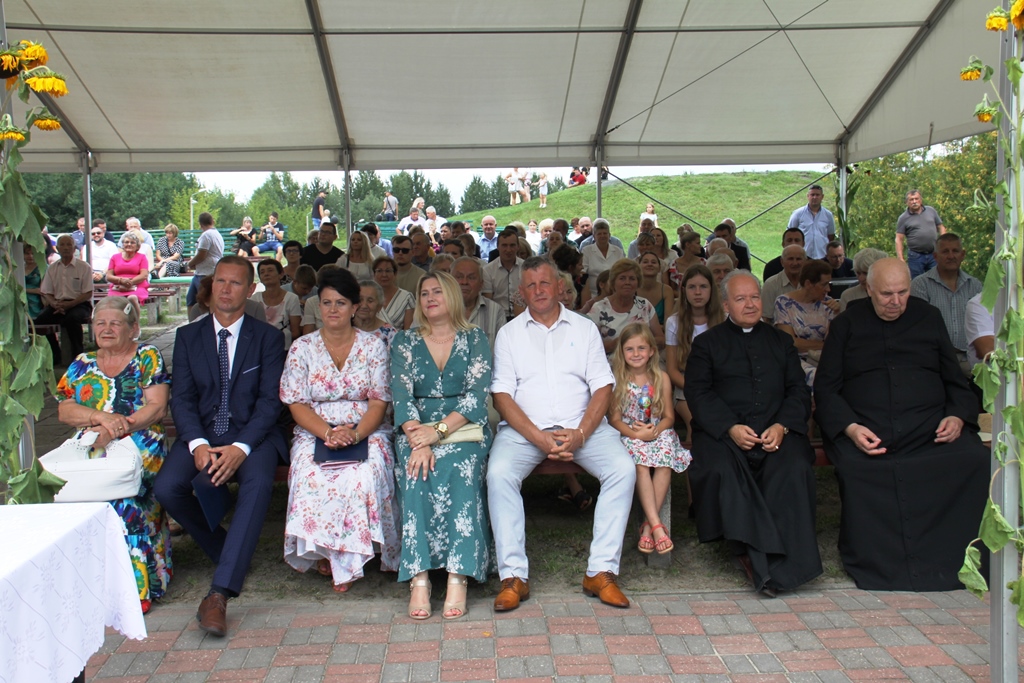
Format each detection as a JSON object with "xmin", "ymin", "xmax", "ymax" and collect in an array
[{"xmin": 453, "ymin": 169, "xmax": 831, "ymax": 268}]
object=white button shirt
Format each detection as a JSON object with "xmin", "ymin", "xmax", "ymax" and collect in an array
[
  {"xmin": 188, "ymin": 315, "xmax": 252, "ymax": 456},
  {"xmin": 491, "ymin": 304, "xmax": 613, "ymax": 430}
]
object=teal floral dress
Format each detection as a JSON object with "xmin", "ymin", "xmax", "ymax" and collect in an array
[
  {"xmin": 390, "ymin": 327, "xmax": 494, "ymax": 582},
  {"xmin": 56, "ymin": 344, "xmax": 172, "ymax": 606}
]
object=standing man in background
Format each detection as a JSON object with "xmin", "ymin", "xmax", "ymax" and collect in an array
[
  {"xmin": 311, "ymin": 190, "xmax": 327, "ymax": 230},
  {"xmin": 787, "ymin": 185, "xmax": 835, "ymax": 260},
  {"xmin": 896, "ymin": 190, "xmax": 946, "ymax": 278},
  {"xmin": 383, "ymin": 191, "xmax": 399, "ymax": 222},
  {"xmin": 186, "ymin": 212, "xmax": 224, "ymax": 309}
]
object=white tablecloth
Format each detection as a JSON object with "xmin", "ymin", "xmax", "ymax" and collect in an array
[{"xmin": 0, "ymin": 502, "xmax": 147, "ymax": 683}]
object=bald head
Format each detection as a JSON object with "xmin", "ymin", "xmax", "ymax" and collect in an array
[{"xmin": 865, "ymin": 258, "xmax": 911, "ymax": 321}]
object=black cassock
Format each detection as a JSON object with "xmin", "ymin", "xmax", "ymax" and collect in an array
[
  {"xmin": 813, "ymin": 298, "xmax": 989, "ymax": 591},
  {"xmin": 686, "ymin": 319, "xmax": 822, "ymax": 592}
]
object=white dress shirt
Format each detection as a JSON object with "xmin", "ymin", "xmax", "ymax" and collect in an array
[
  {"xmin": 491, "ymin": 304, "xmax": 613, "ymax": 430},
  {"xmin": 188, "ymin": 315, "xmax": 251, "ymax": 456}
]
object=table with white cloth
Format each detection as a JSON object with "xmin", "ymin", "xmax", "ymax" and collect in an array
[{"xmin": 0, "ymin": 502, "xmax": 148, "ymax": 683}]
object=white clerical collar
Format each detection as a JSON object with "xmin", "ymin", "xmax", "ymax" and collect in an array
[{"xmin": 728, "ymin": 316, "xmax": 755, "ymax": 333}]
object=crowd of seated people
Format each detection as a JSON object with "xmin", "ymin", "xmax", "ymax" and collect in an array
[{"xmin": 34, "ymin": 204, "xmax": 994, "ymax": 631}]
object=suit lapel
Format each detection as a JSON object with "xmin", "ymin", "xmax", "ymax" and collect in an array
[
  {"xmin": 198, "ymin": 315, "xmax": 219, "ymax": 389},
  {"xmin": 231, "ymin": 315, "xmax": 254, "ymax": 384}
]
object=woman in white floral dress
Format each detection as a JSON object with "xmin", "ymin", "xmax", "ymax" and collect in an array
[
  {"xmin": 391, "ymin": 271, "xmax": 493, "ymax": 621},
  {"xmin": 280, "ymin": 268, "xmax": 400, "ymax": 592}
]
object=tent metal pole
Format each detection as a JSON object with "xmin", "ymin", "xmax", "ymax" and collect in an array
[
  {"xmin": 990, "ymin": 11, "xmax": 1019, "ymax": 680},
  {"xmin": 82, "ymin": 152, "xmax": 92, "ymax": 267},
  {"xmin": 837, "ymin": 143, "xmax": 848, "ymax": 250},
  {"xmin": 596, "ymin": 146, "xmax": 603, "ymax": 217},
  {"xmin": 343, "ymin": 151, "xmax": 352, "ymax": 240}
]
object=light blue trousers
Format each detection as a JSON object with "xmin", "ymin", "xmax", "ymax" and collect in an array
[{"xmin": 486, "ymin": 421, "xmax": 636, "ymax": 580}]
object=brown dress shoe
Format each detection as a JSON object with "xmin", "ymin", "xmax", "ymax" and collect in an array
[
  {"xmin": 197, "ymin": 592, "xmax": 228, "ymax": 637},
  {"xmin": 582, "ymin": 571, "xmax": 629, "ymax": 608},
  {"xmin": 493, "ymin": 577, "xmax": 530, "ymax": 612}
]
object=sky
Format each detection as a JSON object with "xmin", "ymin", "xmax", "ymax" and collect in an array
[{"xmin": 194, "ymin": 163, "xmax": 827, "ymax": 206}]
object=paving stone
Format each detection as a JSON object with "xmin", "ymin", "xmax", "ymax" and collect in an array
[
  {"xmin": 380, "ymin": 662, "xmax": 410, "ymax": 683},
  {"xmin": 264, "ymin": 666, "xmax": 296, "ymax": 683},
  {"xmin": 748, "ymin": 652, "xmax": 786, "ymax": 673},
  {"xmin": 524, "ymin": 653, "xmax": 556, "ymax": 676},
  {"xmin": 282, "ymin": 628, "xmax": 312, "ymax": 645},
  {"xmin": 409, "ymin": 660, "xmax": 439, "ymax": 682},
  {"xmin": 98, "ymin": 652, "xmax": 137, "ymax": 677},
  {"xmin": 292, "ymin": 665, "xmax": 326, "ymax": 682},
  {"xmin": 124, "ymin": 651, "xmax": 164, "ymax": 676},
  {"xmin": 721, "ymin": 654, "xmax": 757, "ymax": 674},
  {"xmin": 327, "ymin": 643, "xmax": 359, "ymax": 665},
  {"xmin": 242, "ymin": 646, "xmax": 277, "ymax": 669}
]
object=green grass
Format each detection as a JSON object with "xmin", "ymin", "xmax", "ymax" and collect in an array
[{"xmin": 453, "ymin": 170, "xmax": 832, "ymax": 269}]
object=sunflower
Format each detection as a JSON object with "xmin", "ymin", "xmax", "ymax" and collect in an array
[
  {"xmin": 17, "ymin": 40, "xmax": 47, "ymax": 68},
  {"xmin": 961, "ymin": 67, "xmax": 981, "ymax": 81},
  {"xmin": 25, "ymin": 70, "xmax": 67, "ymax": 97},
  {"xmin": 975, "ymin": 95, "xmax": 999, "ymax": 124},
  {"xmin": 1013, "ymin": 0, "xmax": 1024, "ymax": 30},
  {"xmin": 32, "ymin": 114, "xmax": 60, "ymax": 131},
  {"xmin": 0, "ymin": 51, "xmax": 19, "ymax": 72},
  {"xmin": 987, "ymin": 7, "xmax": 1010, "ymax": 31}
]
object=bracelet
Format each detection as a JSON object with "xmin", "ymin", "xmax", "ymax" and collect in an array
[
  {"xmin": 324, "ymin": 427, "xmax": 331, "ymax": 441},
  {"xmin": 353, "ymin": 429, "xmax": 361, "ymax": 443},
  {"xmin": 578, "ymin": 428, "xmax": 586, "ymax": 442}
]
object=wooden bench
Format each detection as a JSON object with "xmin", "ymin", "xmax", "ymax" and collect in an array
[{"xmin": 161, "ymin": 413, "xmax": 830, "ymax": 570}]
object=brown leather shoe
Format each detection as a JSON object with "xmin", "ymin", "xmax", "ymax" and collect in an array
[
  {"xmin": 196, "ymin": 592, "xmax": 227, "ymax": 637},
  {"xmin": 493, "ymin": 577, "xmax": 530, "ymax": 612},
  {"xmin": 582, "ymin": 571, "xmax": 629, "ymax": 608}
]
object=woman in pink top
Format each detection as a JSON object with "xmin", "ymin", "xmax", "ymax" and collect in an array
[{"xmin": 105, "ymin": 231, "xmax": 150, "ymax": 308}]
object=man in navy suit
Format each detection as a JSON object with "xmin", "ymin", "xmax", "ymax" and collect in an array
[{"xmin": 154, "ymin": 256, "xmax": 286, "ymax": 637}]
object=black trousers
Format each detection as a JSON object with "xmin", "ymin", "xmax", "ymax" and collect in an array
[{"xmin": 35, "ymin": 301, "xmax": 92, "ymax": 362}]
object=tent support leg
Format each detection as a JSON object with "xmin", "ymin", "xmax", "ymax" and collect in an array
[
  {"xmin": 343, "ymin": 150, "xmax": 352, "ymax": 240},
  {"xmin": 991, "ymin": 16, "xmax": 1019, "ymax": 682},
  {"xmin": 595, "ymin": 146, "xmax": 603, "ymax": 217},
  {"xmin": 836, "ymin": 143, "xmax": 847, "ymax": 250}
]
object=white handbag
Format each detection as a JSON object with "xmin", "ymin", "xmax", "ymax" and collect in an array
[{"xmin": 39, "ymin": 430, "xmax": 144, "ymax": 503}]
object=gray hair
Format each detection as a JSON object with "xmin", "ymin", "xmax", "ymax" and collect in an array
[
  {"xmin": 521, "ymin": 255, "xmax": 557, "ymax": 274},
  {"xmin": 121, "ymin": 232, "xmax": 140, "ymax": 246},
  {"xmin": 452, "ymin": 256, "xmax": 483, "ymax": 277},
  {"xmin": 706, "ymin": 252, "xmax": 736, "ymax": 270},
  {"xmin": 126, "ymin": 217, "xmax": 141, "ymax": 229},
  {"xmin": 852, "ymin": 247, "xmax": 887, "ymax": 275},
  {"xmin": 593, "ymin": 218, "xmax": 610, "ymax": 233},
  {"xmin": 357, "ymin": 278, "xmax": 385, "ymax": 304},
  {"xmin": 93, "ymin": 296, "xmax": 140, "ymax": 327},
  {"xmin": 720, "ymin": 269, "xmax": 760, "ymax": 300},
  {"xmin": 708, "ymin": 237, "xmax": 729, "ymax": 251},
  {"xmin": 430, "ymin": 253, "xmax": 456, "ymax": 271}
]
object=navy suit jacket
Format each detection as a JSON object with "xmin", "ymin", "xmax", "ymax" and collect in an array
[{"xmin": 170, "ymin": 313, "xmax": 288, "ymax": 462}]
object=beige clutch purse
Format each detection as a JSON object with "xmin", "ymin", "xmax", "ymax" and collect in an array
[{"xmin": 439, "ymin": 423, "xmax": 484, "ymax": 444}]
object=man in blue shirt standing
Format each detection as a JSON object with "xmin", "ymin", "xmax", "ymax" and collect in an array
[{"xmin": 787, "ymin": 185, "xmax": 835, "ymax": 260}]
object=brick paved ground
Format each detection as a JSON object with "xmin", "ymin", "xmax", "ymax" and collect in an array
[{"xmin": 84, "ymin": 587, "xmax": 1018, "ymax": 682}]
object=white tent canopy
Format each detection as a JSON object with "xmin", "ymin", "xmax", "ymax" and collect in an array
[{"xmin": 5, "ymin": 0, "xmax": 999, "ymax": 174}]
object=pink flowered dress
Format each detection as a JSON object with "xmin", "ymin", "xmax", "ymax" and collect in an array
[
  {"xmin": 620, "ymin": 382, "xmax": 692, "ymax": 472},
  {"xmin": 279, "ymin": 330, "xmax": 400, "ymax": 584}
]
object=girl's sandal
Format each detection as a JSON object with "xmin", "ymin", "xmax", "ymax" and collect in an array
[
  {"xmin": 638, "ymin": 523, "xmax": 655, "ymax": 554},
  {"xmin": 442, "ymin": 575, "xmax": 469, "ymax": 620},
  {"xmin": 409, "ymin": 576, "xmax": 432, "ymax": 620},
  {"xmin": 651, "ymin": 523, "xmax": 674, "ymax": 555},
  {"xmin": 317, "ymin": 559, "xmax": 332, "ymax": 577}
]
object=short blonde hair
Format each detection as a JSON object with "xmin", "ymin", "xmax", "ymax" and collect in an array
[
  {"xmin": 412, "ymin": 270, "xmax": 473, "ymax": 335},
  {"xmin": 607, "ymin": 259, "xmax": 642, "ymax": 294},
  {"xmin": 164, "ymin": 223, "xmax": 179, "ymax": 238}
]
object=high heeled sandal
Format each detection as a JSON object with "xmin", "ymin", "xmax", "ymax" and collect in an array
[
  {"xmin": 443, "ymin": 575, "xmax": 468, "ymax": 620},
  {"xmin": 650, "ymin": 523, "xmax": 674, "ymax": 555},
  {"xmin": 409, "ymin": 576, "xmax": 432, "ymax": 620}
]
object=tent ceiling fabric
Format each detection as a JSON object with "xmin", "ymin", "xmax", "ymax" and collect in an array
[{"xmin": 4, "ymin": 0, "xmax": 999, "ymax": 173}]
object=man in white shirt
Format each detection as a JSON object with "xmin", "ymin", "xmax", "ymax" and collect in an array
[
  {"xmin": 396, "ymin": 207, "xmax": 427, "ymax": 235},
  {"xmin": 488, "ymin": 257, "xmax": 636, "ymax": 612},
  {"xmin": 452, "ymin": 256, "xmax": 505, "ymax": 348},
  {"xmin": 36, "ymin": 234, "xmax": 94, "ymax": 362},
  {"xmin": 186, "ymin": 212, "xmax": 225, "ymax": 309},
  {"xmin": 787, "ymin": 185, "xmax": 836, "ymax": 259},
  {"xmin": 482, "ymin": 228, "xmax": 523, "ymax": 320},
  {"xmin": 761, "ymin": 246, "xmax": 806, "ymax": 323},
  {"xmin": 82, "ymin": 225, "xmax": 121, "ymax": 281},
  {"xmin": 119, "ymin": 216, "xmax": 155, "ymax": 250}
]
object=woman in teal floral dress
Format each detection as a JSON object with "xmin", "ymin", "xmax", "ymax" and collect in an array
[
  {"xmin": 56, "ymin": 297, "xmax": 171, "ymax": 614},
  {"xmin": 391, "ymin": 271, "xmax": 493, "ymax": 621}
]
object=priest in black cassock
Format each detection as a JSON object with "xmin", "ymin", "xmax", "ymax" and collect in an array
[
  {"xmin": 686, "ymin": 270, "xmax": 822, "ymax": 597},
  {"xmin": 813, "ymin": 258, "xmax": 988, "ymax": 591}
]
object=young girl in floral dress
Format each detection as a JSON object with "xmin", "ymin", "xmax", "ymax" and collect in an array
[{"xmin": 608, "ymin": 323, "xmax": 691, "ymax": 555}]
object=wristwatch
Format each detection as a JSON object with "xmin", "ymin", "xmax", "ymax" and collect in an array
[{"xmin": 433, "ymin": 421, "xmax": 450, "ymax": 441}]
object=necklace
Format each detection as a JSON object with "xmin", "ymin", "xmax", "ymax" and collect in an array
[
  {"xmin": 321, "ymin": 330, "xmax": 354, "ymax": 368},
  {"xmin": 427, "ymin": 331, "xmax": 455, "ymax": 344}
]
